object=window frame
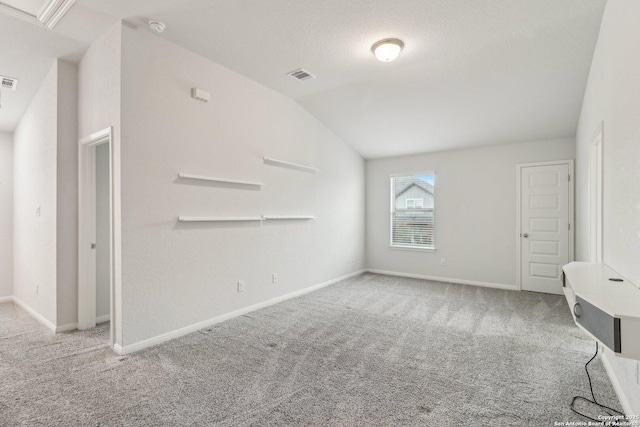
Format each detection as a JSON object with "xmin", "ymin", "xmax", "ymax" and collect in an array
[
  {"xmin": 405, "ymin": 198, "xmax": 424, "ymax": 209},
  {"xmin": 389, "ymin": 172, "xmax": 436, "ymax": 252}
]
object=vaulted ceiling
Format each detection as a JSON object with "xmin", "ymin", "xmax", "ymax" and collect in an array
[
  {"xmin": 1, "ymin": 0, "xmax": 607, "ymax": 158},
  {"xmin": 0, "ymin": 0, "xmax": 115, "ymax": 132}
]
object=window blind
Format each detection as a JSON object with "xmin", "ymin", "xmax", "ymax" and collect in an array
[{"xmin": 391, "ymin": 174, "xmax": 435, "ymax": 249}]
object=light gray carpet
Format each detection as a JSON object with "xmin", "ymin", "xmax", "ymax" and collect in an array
[{"xmin": 0, "ymin": 273, "xmax": 622, "ymax": 426}]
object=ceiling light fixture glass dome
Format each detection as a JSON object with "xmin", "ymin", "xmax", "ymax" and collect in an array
[{"xmin": 371, "ymin": 38, "xmax": 405, "ymax": 62}]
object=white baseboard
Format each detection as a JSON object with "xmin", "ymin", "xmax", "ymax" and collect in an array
[
  {"xmin": 115, "ymin": 269, "xmax": 366, "ymax": 355},
  {"xmin": 96, "ymin": 314, "xmax": 110, "ymax": 324},
  {"xmin": 366, "ymin": 269, "xmax": 517, "ymax": 291},
  {"xmin": 12, "ymin": 296, "xmax": 57, "ymax": 333},
  {"xmin": 9, "ymin": 296, "xmax": 77, "ymax": 333},
  {"xmin": 601, "ymin": 351, "xmax": 637, "ymax": 421},
  {"xmin": 0, "ymin": 296, "xmax": 14, "ymax": 304},
  {"xmin": 56, "ymin": 323, "xmax": 78, "ymax": 333}
]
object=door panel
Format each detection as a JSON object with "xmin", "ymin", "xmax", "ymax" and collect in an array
[{"xmin": 521, "ymin": 164, "xmax": 570, "ymax": 295}]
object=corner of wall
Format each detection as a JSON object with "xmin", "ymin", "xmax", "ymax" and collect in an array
[
  {"xmin": 77, "ymin": 19, "xmax": 124, "ymax": 347},
  {"xmin": 56, "ymin": 60, "xmax": 79, "ymax": 327},
  {"xmin": 574, "ymin": 0, "xmax": 640, "ymax": 416},
  {"xmin": 0, "ymin": 131, "xmax": 13, "ymax": 298}
]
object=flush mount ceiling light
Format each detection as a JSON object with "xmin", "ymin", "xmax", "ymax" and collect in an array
[
  {"xmin": 371, "ymin": 38, "xmax": 405, "ymax": 63},
  {"xmin": 148, "ymin": 20, "xmax": 166, "ymax": 33},
  {"xmin": 37, "ymin": 0, "xmax": 76, "ymax": 29}
]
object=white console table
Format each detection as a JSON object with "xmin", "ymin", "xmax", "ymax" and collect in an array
[{"xmin": 562, "ymin": 262, "xmax": 640, "ymax": 360}]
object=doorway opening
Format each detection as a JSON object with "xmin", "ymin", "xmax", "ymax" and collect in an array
[{"xmin": 78, "ymin": 127, "xmax": 115, "ymax": 346}]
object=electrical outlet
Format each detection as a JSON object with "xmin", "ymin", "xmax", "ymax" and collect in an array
[
  {"xmin": 237, "ymin": 281, "xmax": 245, "ymax": 293},
  {"xmin": 35, "ymin": 284, "xmax": 39, "ymax": 295},
  {"xmin": 35, "ymin": 205, "xmax": 41, "ymax": 217},
  {"xmin": 272, "ymin": 273, "xmax": 279, "ymax": 284},
  {"xmin": 440, "ymin": 258, "xmax": 446, "ymax": 266}
]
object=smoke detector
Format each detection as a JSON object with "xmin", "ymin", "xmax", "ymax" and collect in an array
[
  {"xmin": 1, "ymin": 76, "xmax": 18, "ymax": 91},
  {"xmin": 148, "ymin": 20, "xmax": 166, "ymax": 33}
]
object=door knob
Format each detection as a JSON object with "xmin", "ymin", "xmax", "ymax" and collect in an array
[{"xmin": 522, "ymin": 233, "xmax": 529, "ymax": 238}]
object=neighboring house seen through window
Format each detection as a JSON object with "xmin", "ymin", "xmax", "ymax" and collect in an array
[{"xmin": 391, "ymin": 174, "xmax": 435, "ymax": 249}]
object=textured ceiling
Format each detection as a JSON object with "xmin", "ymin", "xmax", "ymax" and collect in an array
[
  {"xmin": 0, "ymin": 3, "xmax": 116, "ymax": 132},
  {"xmin": 2, "ymin": 0, "xmax": 43, "ymax": 15},
  {"xmin": 0, "ymin": 14, "xmax": 85, "ymax": 132},
  {"xmin": 78, "ymin": 0, "xmax": 607, "ymax": 158},
  {"xmin": 3, "ymin": 0, "xmax": 607, "ymax": 158}
]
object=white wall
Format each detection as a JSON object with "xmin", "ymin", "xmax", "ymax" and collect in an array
[
  {"xmin": 56, "ymin": 60, "xmax": 78, "ymax": 328},
  {"xmin": 575, "ymin": 0, "xmax": 640, "ymax": 415},
  {"xmin": 13, "ymin": 62, "xmax": 59, "ymax": 324},
  {"xmin": 95, "ymin": 143, "xmax": 110, "ymax": 319},
  {"xmin": 78, "ymin": 22, "xmax": 122, "ymax": 341},
  {"xmin": 118, "ymin": 26, "xmax": 365, "ymax": 347},
  {"xmin": 367, "ymin": 139, "xmax": 575, "ymax": 286},
  {"xmin": 0, "ymin": 132, "xmax": 12, "ymax": 298},
  {"xmin": 13, "ymin": 59, "xmax": 78, "ymax": 328},
  {"xmin": 78, "ymin": 23, "xmax": 122, "ymax": 139}
]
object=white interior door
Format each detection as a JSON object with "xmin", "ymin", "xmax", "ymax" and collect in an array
[{"xmin": 520, "ymin": 163, "xmax": 570, "ymax": 295}]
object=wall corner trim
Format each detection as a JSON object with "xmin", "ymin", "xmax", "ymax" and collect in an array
[
  {"xmin": 600, "ymin": 351, "xmax": 636, "ymax": 418},
  {"xmin": 0, "ymin": 296, "xmax": 14, "ymax": 304},
  {"xmin": 12, "ymin": 296, "xmax": 57, "ymax": 333},
  {"xmin": 116, "ymin": 269, "xmax": 366, "ymax": 355},
  {"xmin": 365, "ymin": 269, "xmax": 517, "ymax": 291}
]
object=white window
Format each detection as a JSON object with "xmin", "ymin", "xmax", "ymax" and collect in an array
[
  {"xmin": 390, "ymin": 173, "xmax": 435, "ymax": 250},
  {"xmin": 406, "ymin": 199, "xmax": 424, "ymax": 209}
]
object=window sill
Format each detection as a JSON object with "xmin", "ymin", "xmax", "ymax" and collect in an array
[{"xmin": 389, "ymin": 245, "xmax": 436, "ymax": 253}]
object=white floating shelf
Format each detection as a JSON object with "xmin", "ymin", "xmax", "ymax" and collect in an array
[
  {"xmin": 178, "ymin": 216, "xmax": 264, "ymax": 222},
  {"xmin": 177, "ymin": 215, "xmax": 317, "ymax": 222},
  {"xmin": 178, "ymin": 173, "xmax": 264, "ymax": 187},
  {"xmin": 263, "ymin": 215, "xmax": 316, "ymax": 220},
  {"xmin": 563, "ymin": 262, "xmax": 640, "ymax": 360},
  {"xmin": 263, "ymin": 157, "xmax": 318, "ymax": 174}
]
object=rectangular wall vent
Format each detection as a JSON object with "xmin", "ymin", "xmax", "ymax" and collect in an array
[
  {"xmin": 1, "ymin": 76, "xmax": 18, "ymax": 91},
  {"xmin": 287, "ymin": 68, "xmax": 316, "ymax": 82}
]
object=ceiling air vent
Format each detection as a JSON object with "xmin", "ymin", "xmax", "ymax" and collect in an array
[
  {"xmin": 287, "ymin": 68, "xmax": 316, "ymax": 82},
  {"xmin": 1, "ymin": 76, "xmax": 18, "ymax": 91}
]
